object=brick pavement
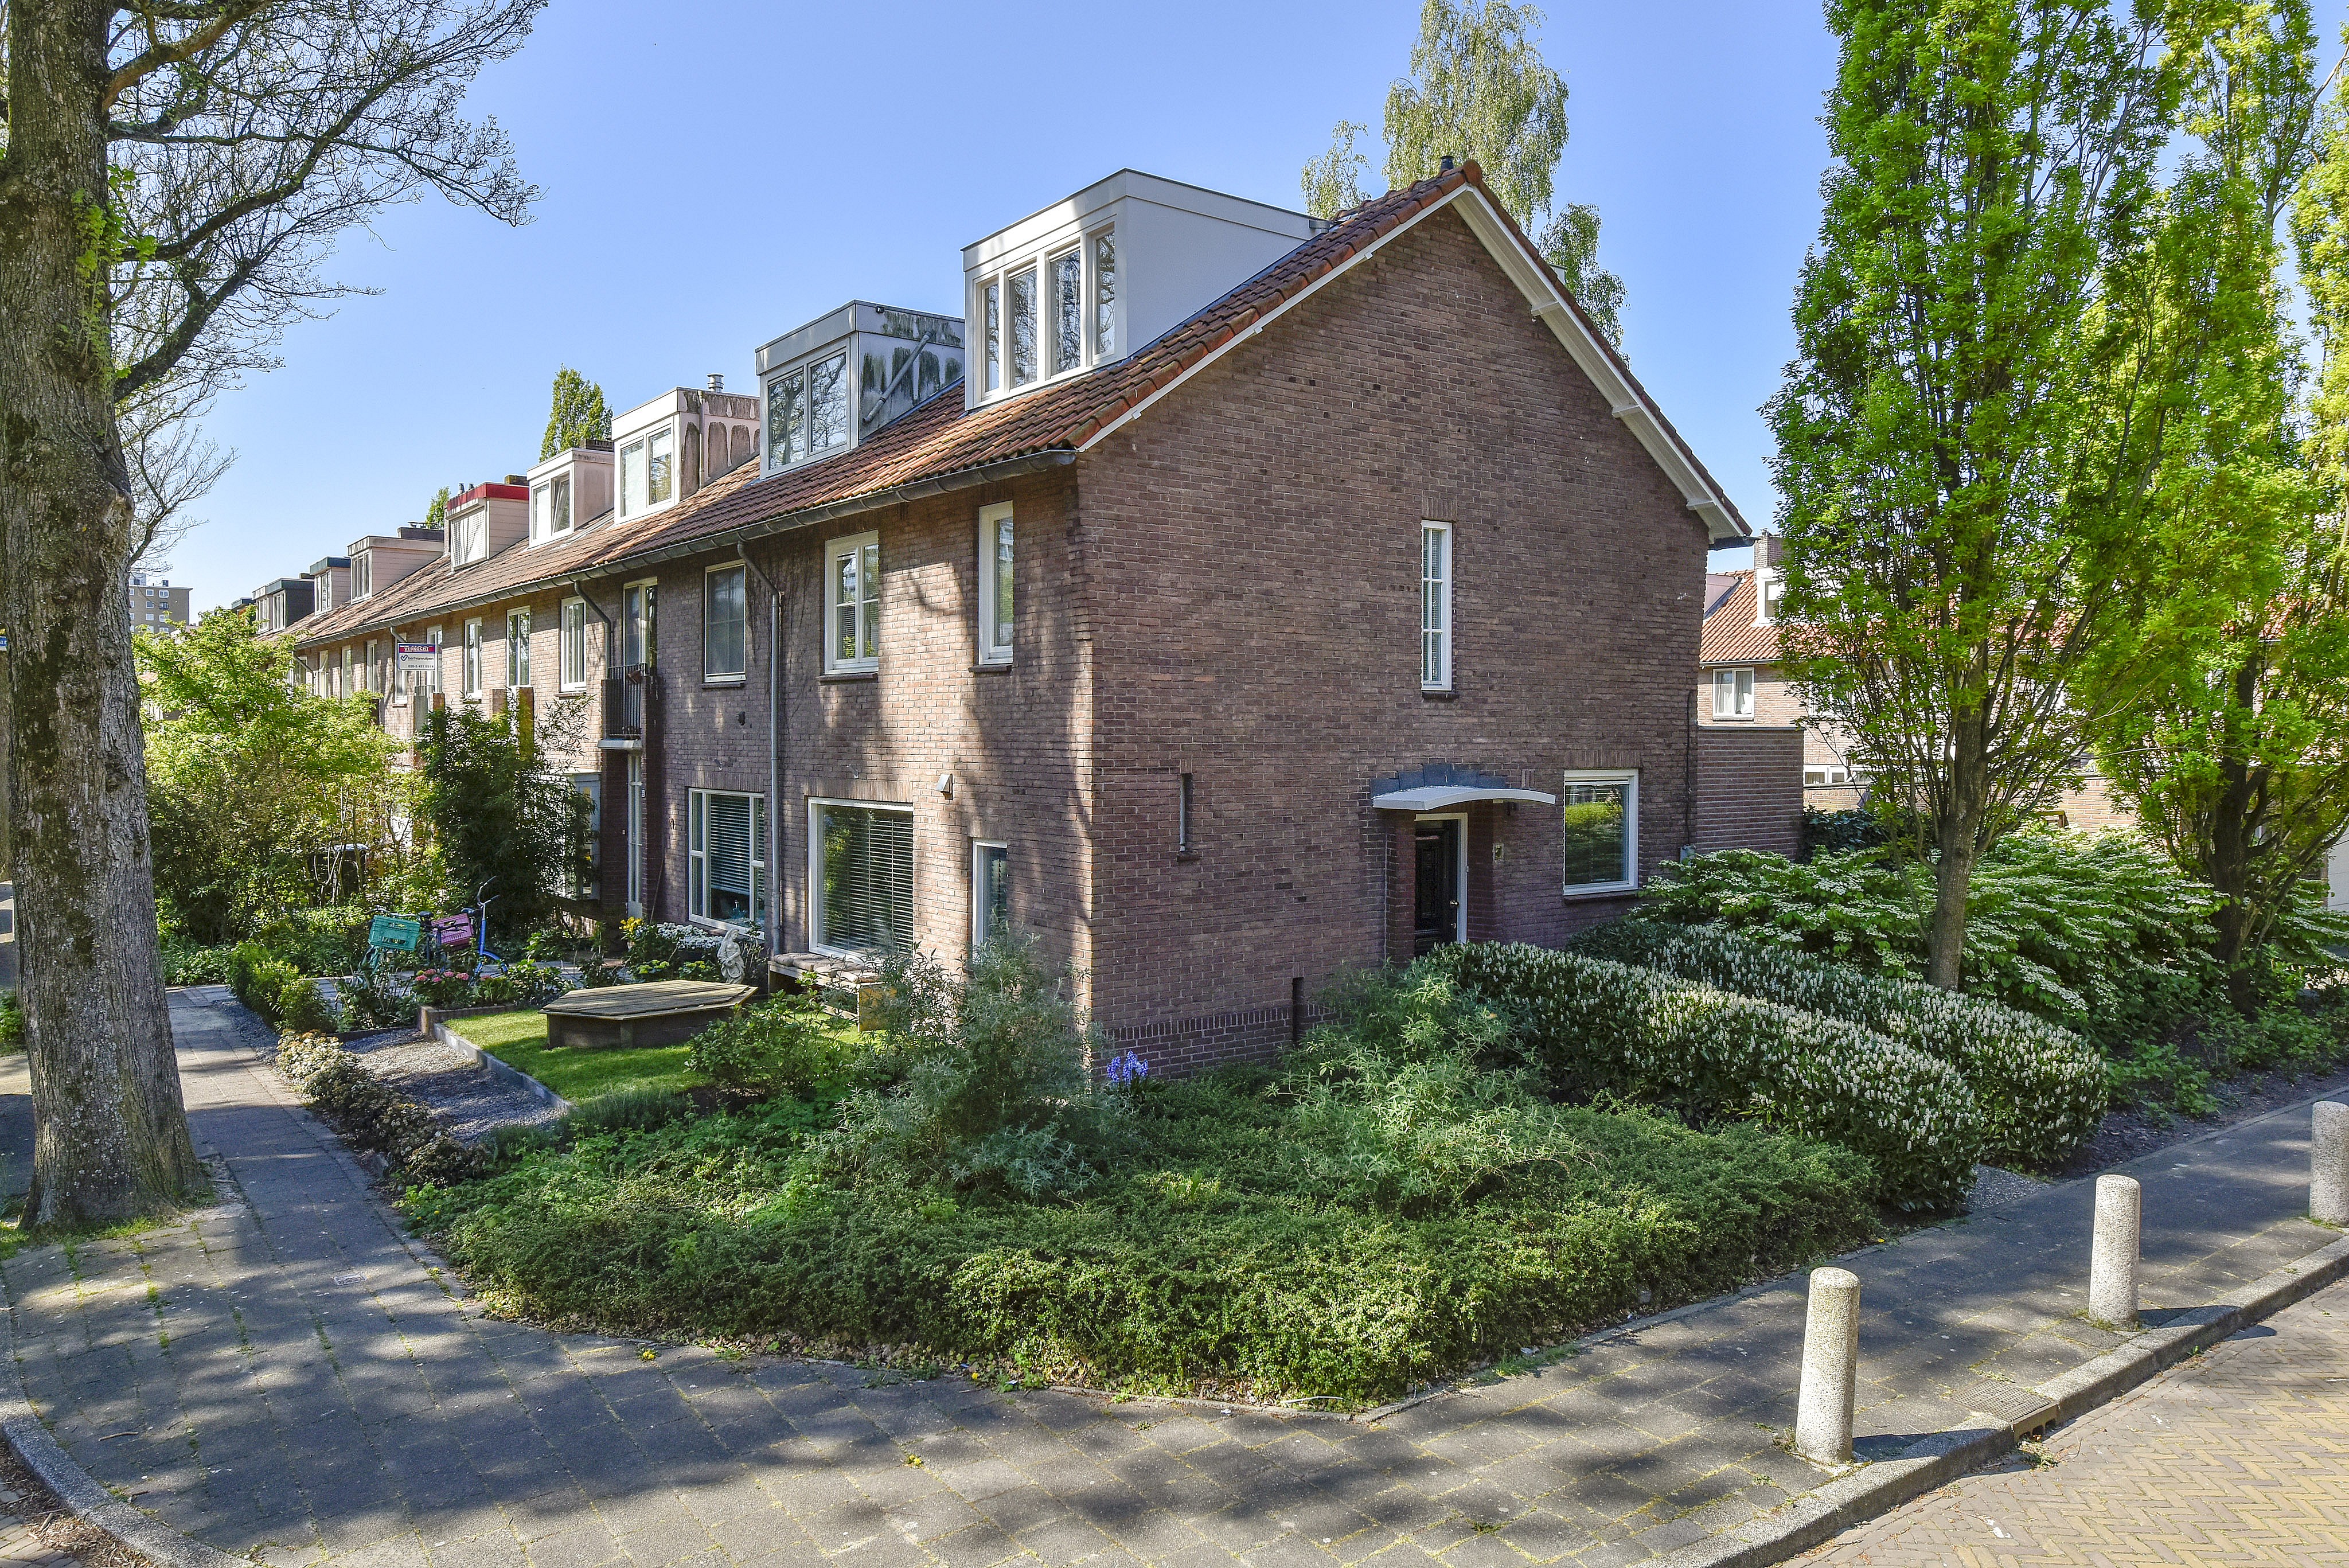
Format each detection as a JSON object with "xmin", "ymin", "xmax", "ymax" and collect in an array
[
  {"xmin": 1, "ymin": 990, "xmax": 2344, "ymax": 1568},
  {"xmin": 1802, "ymin": 1274, "xmax": 2349, "ymax": 1565}
]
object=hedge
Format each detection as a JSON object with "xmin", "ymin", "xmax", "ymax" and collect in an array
[
  {"xmin": 1427, "ymin": 942, "xmax": 1980, "ymax": 1210},
  {"xmin": 1569, "ymin": 922, "xmax": 2106, "ymax": 1170}
]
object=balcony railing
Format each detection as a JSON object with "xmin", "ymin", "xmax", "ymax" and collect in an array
[{"xmin": 603, "ymin": 664, "xmax": 653, "ymax": 739}]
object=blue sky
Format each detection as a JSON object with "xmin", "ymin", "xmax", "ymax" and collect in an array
[{"xmin": 170, "ymin": 0, "xmax": 1840, "ymax": 612}]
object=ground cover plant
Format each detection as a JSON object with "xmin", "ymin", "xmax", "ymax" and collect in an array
[
  {"xmin": 405, "ymin": 947, "xmax": 1880, "ymax": 1405},
  {"xmin": 452, "ymin": 1009, "xmax": 706, "ymax": 1102},
  {"xmin": 1568, "ymin": 922, "xmax": 2106, "ymax": 1169}
]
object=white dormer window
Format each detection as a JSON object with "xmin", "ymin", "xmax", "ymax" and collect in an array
[
  {"xmin": 452, "ymin": 508, "xmax": 488, "ymax": 566},
  {"xmin": 764, "ymin": 353, "xmax": 850, "ymax": 470},
  {"xmin": 1755, "ymin": 569, "xmax": 1785, "ymax": 625},
  {"xmin": 351, "ymin": 553, "xmax": 372, "ymax": 600},
  {"xmin": 533, "ymin": 474, "xmax": 572, "ymax": 540},
  {"xmin": 973, "ymin": 224, "xmax": 1115, "ymax": 405},
  {"xmin": 619, "ymin": 427, "xmax": 676, "ymax": 519}
]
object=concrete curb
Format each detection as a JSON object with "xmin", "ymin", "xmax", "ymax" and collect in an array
[
  {"xmin": 429, "ymin": 1019, "xmax": 573, "ymax": 1113},
  {"xmin": 1659, "ymin": 1231, "xmax": 2349, "ymax": 1568}
]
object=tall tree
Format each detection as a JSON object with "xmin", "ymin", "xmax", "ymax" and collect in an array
[
  {"xmin": 1300, "ymin": 0, "xmax": 1625, "ymax": 344},
  {"xmin": 539, "ymin": 365, "xmax": 609, "ymax": 459},
  {"xmin": 2080, "ymin": 1, "xmax": 2345, "ymax": 1007},
  {"xmin": 1767, "ymin": 0, "xmax": 2171, "ymax": 989},
  {"xmin": 0, "ymin": 0, "xmax": 540, "ymax": 1226}
]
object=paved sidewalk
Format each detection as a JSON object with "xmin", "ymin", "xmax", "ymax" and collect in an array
[
  {"xmin": 1, "ymin": 992, "xmax": 2344, "ymax": 1568},
  {"xmin": 1802, "ymin": 1273, "xmax": 2349, "ymax": 1564}
]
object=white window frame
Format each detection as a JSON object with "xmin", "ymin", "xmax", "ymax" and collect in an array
[
  {"xmin": 807, "ymin": 797, "xmax": 915, "ymax": 957},
  {"xmin": 1421, "ymin": 521, "xmax": 1453, "ymax": 691},
  {"xmin": 1712, "ymin": 666, "xmax": 1755, "ymax": 720},
  {"xmin": 621, "ymin": 578, "xmax": 657, "ymax": 670},
  {"xmin": 976, "ymin": 502, "xmax": 1014, "ymax": 665},
  {"xmin": 972, "ymin": 224, "xmax": 1117, "ymax": 407},
  {"xmin": 351, "ymin": 552, "xmax": 372, "ymax": 600},
  {"xmin": 506, "ymin": 609, "xmax": 531, "ymax": 691},
  {"xmin": 688, "ymin": 787, "xmax": 766, "ymax": 930},
  {"xmin": 971, "ymin": 841, "xmax": 1009, "ymax": 953},
  {"xmin": 1560, "ymin": 769, "xmax": 1640, "ymax": 898},
  {"xmin": 824, "ymin": 532, "xmax": 880, "ymax": 674},
  {"xmin": 619, "ymin": 438, "xmax": 644, "ymax": 518},
  {"xmin": 561, "ymin": 598, "xmax": 590, "ymax": 691},
  {"xmin": 704, "ymin": 561, "xmax": 748, "ymax": 683},
  {"xmin": 533, "ymin": 473, "xmax": 573, "ymax": 542},
  {"xmin": 1805, "ymin": 765, "xmax": 1852, "ymax": 788},
  {"xmin": 462, "ymin": 618, "xmax": 483, "ymax": 698},
  {"xmin": 571, "ymin": 774, "xmax": 602, "ymax": 900},
  {"xmin": 1755, "ymin": 568, "xmax": 1785, "ymax": 625},
  {"xmin": 452, "ymin": 507, "xmax": 487, "ymax": 567},
  {"xmin": 425, "ymin": 626, "xmax": 444, "ymax": 697}
]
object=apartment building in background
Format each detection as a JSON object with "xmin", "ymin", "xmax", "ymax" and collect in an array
[
  {"xmin": 287, "ymin": 162, "xmax": 1767, "ymax": 1071},
  {"xmin": 128, "ymin": 572, "xmax": 192, "ymax": 634}
]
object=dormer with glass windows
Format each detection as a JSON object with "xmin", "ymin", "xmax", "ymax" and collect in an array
[
  {"xmin": 526, "ymin": 444, "xmax": 614, "ymax": 546},
  {"xmin": 346, "ymin": 526, "xmax": 443, "ymax": 600},
  {"xmin": 612, "ymin": 384, "xmax": 762, "ymax": 524},
  {"xmin": 962, "ymin": 170, "xmax": 1317, "ymax": 411},
  {"xmin": 444, "ymin": 480, "xmax": 529, "ymax": 569},
  {"xmin": 305, "ymin": 557, "xmax": 352, "ymax": 615},
  {"xmin": 756, "ymin": 305, "xmax": 964, "ymax": 477}
]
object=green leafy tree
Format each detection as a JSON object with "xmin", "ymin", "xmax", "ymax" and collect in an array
[
  {"xmin": 0, "ymin": 0, "xmax": 537, "ymax": 1225},
  {"xmin": 1301, "ymin": 0, "xmax": 1624, "ymax": 344},
  {"xmin": 539, "ymin": 365, "xmax": 611, "ymax": 459},
  {"xmin": 1766, "ymin": 0, "xmax": 2171, "ymax": 990},
  {"xmin": 424, "ymin": 485, "xmax": 456, "ymax": 530},
  {"xmin": 417, "ymin": 705, "xmax": 587, "ymax": 947},
  {"xmin": 2079, "ymin": 1, "xmax": 2346, "ymax": 1007},
  {"xmin": 141, "ymin": 610, "xmax": 408, "ymax": 944}
]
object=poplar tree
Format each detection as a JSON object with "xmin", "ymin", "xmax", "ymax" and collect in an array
[
  {"xmin": 1300, "ymin": 0, "xmax": 1624, "ymax": 344},
  {"xmin": 1767, "ymin": 0, "xmax": 2170, "ymax": 989},
  {"xmin": 2086, "ymin": 1, "xmax": 2349, "ymax": 1004},
  {"xmin": 0, "ymin": 0, "xmax": 540, "ymax": 1226},
  {"xmin": 539, "ymin": 365, "xmax": 610, "ymax": 459}
]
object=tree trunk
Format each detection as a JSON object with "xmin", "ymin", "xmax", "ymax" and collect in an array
[
  {"xmin": 1924, "ymin": 712, "xmax": 1991, "ymax": 990},
  {"xmin": 1, "ymin": 0, "xmax": 205, "ymax": 1225}
]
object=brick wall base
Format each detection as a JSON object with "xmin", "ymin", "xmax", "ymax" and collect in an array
[{"xmin": 1104, "ymin": 1003, "xmax": 1335, "ymax": 1078}]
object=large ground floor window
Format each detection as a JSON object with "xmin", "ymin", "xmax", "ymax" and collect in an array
[
  {"xmin": 1561, "ymin": 770, "xmax": 1638, "ymax": 895},
  {"xmin": 813, "ymin": 799, "xmax": 913, "ymax": 953},
  {"xmin": 690, "ymin": 788, "xmax": 766, "ymax": 927}
]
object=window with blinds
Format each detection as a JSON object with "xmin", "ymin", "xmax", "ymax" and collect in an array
[
  {"xmin": 815, "ymin": 802, "xmax": 913, "ymax": 952},
  {"xmin": 689, "ymin": 789, "xmax": 765, "ymax": 927}
]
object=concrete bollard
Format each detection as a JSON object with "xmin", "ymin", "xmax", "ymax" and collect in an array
[
  {"xmin": 1795, "ymin": 1267, "xmax": 1861, "ymax": 1465},
  {"xmin": 2315, "ymin": 1102, "xmax": 2348, "ymax": 1227},
  {"xmin": 2089, "ymin": 1174, "xmax": 2141, "ymax": 1330}
]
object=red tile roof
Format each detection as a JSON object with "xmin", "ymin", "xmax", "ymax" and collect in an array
[
  {"xmin": 298, "ymin": 161, "xmax": 1743, "ymax": 650},
  {"xmin": 1700, "ymin": 572, "xmax": 1781, "ymax": 665}
]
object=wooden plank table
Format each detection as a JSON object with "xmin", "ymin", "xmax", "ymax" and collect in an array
[{"xmin": 541, "ymin": 980, "xmax": 758, "ymax": 1051}]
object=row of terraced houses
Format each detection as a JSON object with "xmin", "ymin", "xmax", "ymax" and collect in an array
[{"xmin": 264, "ymin": 163, "xmax": 1809, "ymax": 1071}]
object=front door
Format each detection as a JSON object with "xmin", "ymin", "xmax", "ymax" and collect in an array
[
  {"xmin": 625, "ymin": 753, "xmax": 645, "ymax": 918},
  {"xmin": 1413, "ymin": 817, "xmax": 1462, "ymax": 956}
]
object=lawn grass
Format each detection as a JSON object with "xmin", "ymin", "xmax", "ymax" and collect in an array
[{"xmin": 451, "ymin": 1009, "xmax": 706, "ymax": 1101}]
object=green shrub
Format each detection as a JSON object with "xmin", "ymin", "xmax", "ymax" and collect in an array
[
  {"xmin": 501, "ymin": 960, "xmax": 572, "ymax": 1007},
  {"xmin": 401, "ymin": 1133, "xmax": 482, "ymax": 1188},
  {"xmin": 1638, "ymin": 831, "xmax": 2221, "ymax": 1027},
  {"xmin": 161, "ymin": 942, "xmax": 240, "ymax": 987},
  {"xmin": 577, "ymin": 961, "xmax": 626, "ymax": 989},
  {"xmin": 275, "ymin": 1031, "xmax": 436, "ymax": 1159},
  {"xmin": 276, "ymin": 975, "xmax": 338, "ymax": 1036},
  {"xmin": 1570, "ymin": 922, "xmax": 2105, "ymax": 1169},
  {"xmin": 337, "ymin": 966, "xmax": 416, "ymax": 1032},
  {"xmin": 565, "ymin": 1087, "xmax": 694, "ymax": 1136},
  {"xmin": 0, "ymin": 990, "xmax": 22, "ymax": 1050},
  {"xmin": 231, "ymin": 942, "xmax": 301, "ymax": 1023},
  {"xmin": 409, "ymin": 969, "xmax": 474, "ymax": 1010},
  {"xmin": 1427, "ymin": 943, "xmax": 1980, "ymax": 1210},
  {"xmin": 686, "ymin": 993, "xmax": 840, "ymax": 1097}
]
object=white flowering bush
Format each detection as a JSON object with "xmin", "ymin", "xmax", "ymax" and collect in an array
[
  {"xmin": 1428, "ymin": 943, "xmax": 1981, "ymax": 1211},
  {"xmin": 1570, "ymin": 921, "xmax": 2105, "ymax": 1169}
]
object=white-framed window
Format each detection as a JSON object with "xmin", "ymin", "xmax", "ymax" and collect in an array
[
  {"xmin": 506, "ymin": 609, "xmax": 531, "ymax": 689},
  {"xmin": 972, "ymin": 841, "xmax": 1009, "ymax": 951},
  {"xmin": 689, "ymin": 788, "xmax": 766, "ymax": 928},
  {"xmin": 619, "ymin": 428, "xmax": 675, "ymax": 518},
  {"xmin": 619, "ymin": 439, "xmax": 642, "ymax": 518},
  {"xmin": 533, "ymin": 473, "xmax": 572, "ymax": 541},
  {"xmin": 425, "ymin": 626, "xmax": 444, "ymax": 697},
  {"xmin": 705, "ymin": 562, "xmax": 747, "ymax": 681},
  {"xmin": 1805, "ymin": 765, "xmax": 1852, "ymax": 787},
  {"xmin": 810, "ymin": 799, "xmax": 913, "ymax": 954},
  {"xmin": 621, "ymin": 579, "xmax": 657, "ymax": 669},
  {"xmin": 974, "ymin": 225, "xmax": 1115, "ymax": 404},
  {"xmin": 1561, "ymin": 770, "xmax": 1638, "ymax": 896},
  {"xmin": 763, "ymin": 351, "xmax": 850, "ymax": 472},
  {"xmin": 362, "ymin": 639, "xmax": 379, "ymax": 695},
  {"xmin": 1755, "ymin": 569, "xmax": 1785, "ymax": 625},
  {"xmin": 977, "ymin": 503, "xmax": 1013, "ymax": 664},
  {"xmin": 462, "ymin": 618, "xmax": 483, "ymax": 697},
  {"xmin": 1712, "ymin": 667, "xmax": 1755, "ymax": 720},
  {"xmin": 571, "ymin": 774, "xmax": 601, "ymax": 900},
  {"xmin": 338, "ymin": 645, "xmax": 353, "ymax": 697},
  {"xmin": 825, "ymin": 532, "xmax": 880, "ymax": 673},
  {"xmin": 1422, "ymin": 521, "xmax": 1452, "ymax": 691},
  {"xmin": 351, "ymin": 553, "xmax": 372, "ymax": 600},
  {"xmin": 452, "ymin": 508, "xmax": 488, "ymax": 566},
  {"xmin": 561, "ymin": 598, "xmax": 590, "ymax": 691}
]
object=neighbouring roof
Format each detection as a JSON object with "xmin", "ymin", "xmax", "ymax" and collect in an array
[
  {"xmin": 296, "ymin": 162, "xmax": 1746, "ymax": 652},
  {"xmin": 1700, "ymin": 572, "xmax": 1780, "ymax": 666}
]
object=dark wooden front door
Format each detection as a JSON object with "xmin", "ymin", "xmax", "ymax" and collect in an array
[{"xmin": 1413, "ymin": 818, "xmax": 1461, "ymax": 955}]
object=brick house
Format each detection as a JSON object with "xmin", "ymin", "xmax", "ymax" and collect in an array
[{"xmin": 291, "ymin": 162, "xmax": 1757, "ymax": 1070}]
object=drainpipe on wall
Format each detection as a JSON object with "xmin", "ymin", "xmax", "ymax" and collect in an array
[
  {"xmin": 737, "ymin": 544, "xmax": 782, "ymax": 965},
  {"xmin": 1684, "ymin": 688, "xmax": 1698, "ymax": 858}
]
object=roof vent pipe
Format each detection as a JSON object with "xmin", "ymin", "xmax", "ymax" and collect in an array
[
  {"xmin": 707, "ymin": 373, "xmax": 725, "ymax": 392},
  {"xmin": 1440, "ymin": 155, "xmax": 1456, "ymax": 171}
]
